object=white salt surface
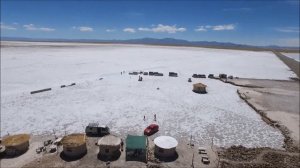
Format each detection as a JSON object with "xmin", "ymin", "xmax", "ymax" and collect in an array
[
  {"xmin": 1, "ymin": 41, "xmax": 294, "ymax": 148},
  {"xmin": 281, "ymin": 52, "xmax": 300, "ymax": 62}
]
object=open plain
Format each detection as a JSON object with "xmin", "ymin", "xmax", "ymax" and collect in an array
[{"xmin": 1, "ymin": 41, "xmax": 299, "ymax": 167}]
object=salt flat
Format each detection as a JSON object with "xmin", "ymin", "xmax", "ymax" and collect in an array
[
  {"xmin": 1, "ymin": 42, "xmax": 296, "ymax": 95},
  {"xmin": 281, "ymin": 52, "xmax": 300, "ymax": 62},
  {"xmin": 1, "ymin": 41, "xmax": 296, "ymax": 148}
]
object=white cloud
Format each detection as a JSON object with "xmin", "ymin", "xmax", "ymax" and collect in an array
[
  {"xmin": 106, "ymin": 29, "xmax": 116, "ymax": 32},
  {"xmin": 72, "ymin": 26, "xmax": 94, "ymax": 32},
  {"xmin": 138, "ymin": 27, "xmax": 151, "ymax": 31},
  {"xmin": 212, "ymin": 24, "xmax": 235, "ymax": 31},
  {"xmin": 23, "ymin": 24, "xmax": 55, "ymax": 31},
  {"xmin": 138, "ymin": 24, "xmax": 186, "ymax": 33},
  {"xmin": 39, "ymin": 27, "xmax": 55, "ymax": 31},
  {"xmin": 0, "ymin": 23, "xmax": 17, "ymax": 30},
  {"xmin": 275, "ymin": 27, "xmax": 299, "ymax": 33},
  {"xmin": 123, "ymin": 28, "xmax": 136, "ymax": 33},
  {"xmin": 195, "ymin": 24, "xmax": 235, "ymax": 32},
  {"xmin": 194, "ymin": 26, "xmax": 207, "ymax": 32}
]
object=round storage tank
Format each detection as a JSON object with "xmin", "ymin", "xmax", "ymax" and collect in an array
[
  {"xmin": 154, "ymin": 136, "xmax": 178, "ymax": 158},
  {"xmin": 97, "ymin": 135, "xmax": 121, "ymax": 157},
  {"xmin": 62, "ymin": 133, "xmax": 87, "ymax": 158},
  {"xmin": 2, "ymin": 134, "xmax": 30, "ymax": 157}
]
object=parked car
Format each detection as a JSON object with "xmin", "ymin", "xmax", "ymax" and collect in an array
[
  {"xmin": 85, "ymin": 123, "xmax": 110, "ymax": 136},
  {"xmin": 219, "ymin": 74, "xmax": 227, "ymax": 79},
  {"xmin": 144, "ymin": 124, "xmax": 159, "ymax": 136},
  {"xmin": 169, "ymin": 72, "xmax": 178, "ymax": 77},
  {"xmin": 208, "ymin": 74, "xmax": 214, "ymax": 78}
]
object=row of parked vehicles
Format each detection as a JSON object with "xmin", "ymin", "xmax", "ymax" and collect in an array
[
  {"xmin": 129, "ymin": 71, "xmax": 180, "ymax": 77},
  {"xmin": 85, "ymin": 123, "xmax": 159, "ymax": 137}
]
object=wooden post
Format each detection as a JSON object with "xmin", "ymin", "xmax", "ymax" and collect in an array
[
  {"xmin": 191, "ymin": 153, "xmax": 194, "ymax": 168},
  {"xmin": 190, "ymin": 135, "xmax": 192, "ymax": 147}
]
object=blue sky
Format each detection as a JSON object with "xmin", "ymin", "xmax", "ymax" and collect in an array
[{"xmin": 1, "ymin": 0, "xmax": 299, "ymax": 47}]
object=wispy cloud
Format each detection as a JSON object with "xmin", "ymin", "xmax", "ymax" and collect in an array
[
  {"xmin": 284, "ymin": 0, "xmax": 300, "ymax": 6},
  {"xmin": 195, "ymin": 24, "xmax": 235, "ymax": 32},
  {"xmin": 277, "ymin": 38, "xmax": 299, "ymax": 47},
  {"xmin": 72, "ymin": 26, "xmax": 94, "ymax": 32},
  {"xmin": 106, "ymin": 29, "xmax": 116, "ymax": 32},
  {"xmin": 275, "ymin": 27, "xmax": 299, "ymax": 33},
  {"xmin": 138, "ymin": 24, "xmax": 186, "ymax": 33},
  {"xmin": 223, "ymin": 8, "xmax": 252, "ymax": 12},
  {"xmin": 0, "ymin": 23, "xmax": 17, "ymax": 30},
  {"xmin": 23, "ymin": 24, "xmax": 55, "ymax": 31},
  {"xmin": 123, "ymin": 28, "xmax": 136, "ymax": 33}
]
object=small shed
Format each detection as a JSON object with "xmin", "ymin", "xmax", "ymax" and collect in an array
[
  {"xmin": 126, "ymin": 135, "xmax": 147, "ymax": 162},
  {"xmin": 62, "ymin": 133, "xmax": 87, "ymax": 158},
  {"xmin": 2, "ymin": 134, "xmax": 30, "ymax": 157},
  {"xmin": 98, "ymin": 135, "xmax": 121, "ymax": 157},
  {"xmin": 193, "ymin": 83, "xmax": 207, "ymax": 94},
  {"xmin": 154, "ymin": 136, "xmax": 178, "ymax": 158}
]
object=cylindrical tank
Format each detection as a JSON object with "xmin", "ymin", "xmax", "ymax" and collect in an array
[
  {"xmin": 2, "ymin": 134, "xmax": 30, "ymax": 157},
  {"xmin": 154, "ymin": 136, "xmax": 178, "ymax": 158},
  {"xmin": 98, "ymin": 135, "xmax": 121, "ymax": 157},
  {"xmin": 62, "ymin": 133, "xmax": 87, "ymax": 158}
]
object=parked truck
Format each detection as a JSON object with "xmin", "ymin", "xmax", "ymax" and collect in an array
[{"xmin": 85, "ymin": 123, "xmax": 110, "ymax": 136}]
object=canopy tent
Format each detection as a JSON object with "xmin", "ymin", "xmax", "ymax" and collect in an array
[{"xmin": 125, "ymin": 135, "xmax": 147, "ymax": 162}]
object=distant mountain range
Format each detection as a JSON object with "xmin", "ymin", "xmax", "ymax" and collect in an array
[{"xmin": 1, "ymin": 36, "xmax": 299, "ymax": 52}]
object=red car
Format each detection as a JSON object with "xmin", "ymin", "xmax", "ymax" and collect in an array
[{"xmin": 144, "ymin": 124, "xmax": 159, "ymax": 136}]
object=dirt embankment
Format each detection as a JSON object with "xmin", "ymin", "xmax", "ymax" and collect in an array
[
  {"xmin": 220, "ymin": 78, "xmax": 299, "ymax": 150},
  {"xmin": 273, "ymin": 51, "xmax": 299, "ymax": 77},
  {"xmin": 217, "ymin": 78, "xmax": 300, "ymax": 168},
  {"xmin": 218, "ymin": 145, "xmax": 299, "ymax": 168}
]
